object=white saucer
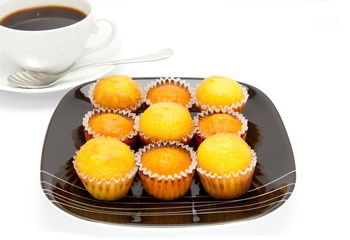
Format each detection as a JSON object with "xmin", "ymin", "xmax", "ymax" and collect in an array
[{"xmin": 0, "ymin": 35, "xmax": 121, "ymax": 94}]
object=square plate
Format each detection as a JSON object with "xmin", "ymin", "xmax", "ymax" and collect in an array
[{"xmin": 40, "ymin": 77, "xmax": 296, "ymax": 226}]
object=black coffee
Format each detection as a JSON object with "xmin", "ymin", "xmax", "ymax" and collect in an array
[{"xmin": 0, "ymin": 6, "xmax": 87, "ymax": 31}]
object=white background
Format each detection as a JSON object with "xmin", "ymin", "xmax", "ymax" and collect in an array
[{"xmin": 0, "ymin": 0, "xmax": 349, "ymax": 239}]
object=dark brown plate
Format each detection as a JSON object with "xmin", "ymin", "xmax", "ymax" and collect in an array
[{"xmin": 40, "ymin": 77, "xmax": 296, "ymax": 226}]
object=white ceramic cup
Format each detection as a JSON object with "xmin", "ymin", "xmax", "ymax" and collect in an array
[{"xmin": 0, "ymin": 0, "xmax": 116, "ymax": 73}]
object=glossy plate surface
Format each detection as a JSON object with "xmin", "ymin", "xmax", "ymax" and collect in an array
[{"xmin": 40, "ymin": 77, "xmax": 296, "ymax": 226}]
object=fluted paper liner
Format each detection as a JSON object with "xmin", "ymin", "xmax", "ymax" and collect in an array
[
  {"xmin": 143, "ymin": 77, "xmax": 195, "ymax": 109},
  {"xmin": 193, "ymin": 108, "xmax": 248, "ymax": 144},
  {"xmin": 134, "ymin": 114, "xmax": 195, "ymax": 145},
  {"xmin": 89, "ymin": 81, "xmax": 144, "ymax": 112},
  {"xmin": 135, "ymin": 142, "xmax": 198, "ymax": 200},
  {"xmin": 82, "ymin": 108, "xmax": 138, "ymax": 146},
  {"xmin": 195, "ymin": 84, "xmax": 249, "ymax": 113},
  {"xmin": 73, "ymin": 152, "xmax": 138, "ymax": 201},
  {"xmin": 197, "ymin": 149, "xmax": 257, "ymax": 199}
]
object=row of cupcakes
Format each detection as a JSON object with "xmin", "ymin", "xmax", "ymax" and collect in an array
[
  {"xmin": 82, "ymin": 103, "xmax": 249, "ymax": 148},
  {"xmin": 88, "ymin": 75, "xmax": 249, "ymax": 113},
  {"xmin": 73, "ymin": 75, "xmax": 256, "ymax": 201},
  {"xmin": 73, "ymin": 134, "xmax": 256, "ymax": 201}
]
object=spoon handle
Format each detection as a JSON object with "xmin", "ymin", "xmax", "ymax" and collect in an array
[{"xmin": 62, "ymin": 49, "xmax": 173, "ymax": 76}]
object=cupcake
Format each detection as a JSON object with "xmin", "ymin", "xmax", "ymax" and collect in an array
[
  {"xmin": 89, "ymin": 75, "xmax": 143, "ymax": 112},
  {"xmin": 194, "ymin": 108, "xmax": 248, "ymax": 145},
  {"xmin": 82, "ymin": 108, "xmax": 138, "ymax": 146},
  {"xmin": 144, "ymin": 77, "xmax": 194, "ymax": 108},
  {"xmin": 195, "ymin": 76, "xmax": 248, "ymax": 112},
  {"xmin": 73, "ymin": 137, "xmax": 137, "ymax": 201},
  {"xmin": 197, "ymin": 133, "xmax": 257, "ymax": 199},
  {"xmin": 136, "ymin": 102, "xmax": 194, "ymax": 144},
  {"xmin": 135, "ymin": 142, "xmax": 197, "ymax": 200}
]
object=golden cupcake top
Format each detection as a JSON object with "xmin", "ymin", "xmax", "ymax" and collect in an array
[
  {"xmin": 75, "ymin": 137, "xmax": 135, "ymax": 180},
  {"xmin": 88, "ymin": 113, "xmax": 134, "ymax": 139},
  {"xmin": 198, "ymin": 113, "xmax": 243, "ymax": 137},
  {"xmin": 196, "ymin": 76, "xmax": 245, "ymax": 107},
  {"xmin": 139, "ymin": 102, "xmax": 194, "ymax": 141},
  {"xmin": 197, "ymin": 133, "xmax": 252, "ymax": 175},
  {"xmin": 147, "ymin": 83, "xmax": 191, "ymax": 107},
  {"xmin": 141, "ymin": 147, "xmax": 191, "ymax": 176},
  {"xmin": 91, "ymin": 75, "xmax": 142, "ymax": 110}
]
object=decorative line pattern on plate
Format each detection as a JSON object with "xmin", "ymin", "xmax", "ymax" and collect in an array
[
  {"xmin": 43, "ymin": 186, "xmax": 292, "ymax": 213},
  {"xmin": 42, "ymin": 181, "xmax": 294, "ymax": 207},
  {"xmin": 41, "ymin": 170, "xmax": 295, "ymax": 216},
  {"xmin": 41, "ymin": 170, "xmax": 295, "ymax": 198},
  {"xmin": 45, "ymin": 195, "xmax": 289, "ymax": 216}
]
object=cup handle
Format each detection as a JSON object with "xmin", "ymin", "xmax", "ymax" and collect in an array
[{"xmin": 80, "ymin": 18, "xmax": 117, "ymax": 58}]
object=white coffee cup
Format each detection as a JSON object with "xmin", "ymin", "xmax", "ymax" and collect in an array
[{"xmin": 0, "ymin": 0, "xmax": 116, "ymax": 73}]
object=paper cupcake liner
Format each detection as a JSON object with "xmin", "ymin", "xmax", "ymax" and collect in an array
[
  {"xmin": 197, "ymin": 149, "xmax": 257, "ymax": 199},
  {"xmin": 88, "ymin": 81, "xmax": 144, "ymax": 113},
  {"xmin": 73, "ymin": 154, "xmax": 138, "ymax": 201},
  {"xmin": 82, "ymin": 108, "xmax": 138, "ymax": 146},
  {"xmin": 195, "ymin": 84, "xmax": 249, "ymax": 113},
  {"xmin": 135, "ymin": 141, "xmax": 198, "ymax": 200},
  {"xmin": 134, "ymin": 115, "xmax": 196, "ymax": 145},
  {"xmin": 143, "ymin": 77, "xmax": 195, "ymax": 109},
  {"xmin": 193, "ymin": 108, "xmax": 248, "ymax": 145}
]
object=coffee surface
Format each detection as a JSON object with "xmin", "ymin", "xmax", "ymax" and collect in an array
[{"xmin": 0, "ymin": 6, "xmax": 87, "ymax": 30}]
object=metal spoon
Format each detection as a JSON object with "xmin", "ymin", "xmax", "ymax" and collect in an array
[{"xmin": 8, "ymin": 48, "xmax": 173, "ymax": 89}]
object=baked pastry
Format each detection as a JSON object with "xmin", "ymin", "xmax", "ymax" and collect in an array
[
  {"xmin": 89, "ymin": 75, "xmax": 143, "ymax": 111},
  {"xmin": 136, "ymin": 102, "xmax": 194, "ymax": 144},
  {"xmin": 135, "ymin": 142, "xmax": 197, "ymax": 200},
  {"xmin": 195, "ymin": 76, "xmax": 248, "ymax": 112},
  {"xmin": 82, "ymin": 108, "xmax": 138, "ymax": 146},
  {"xmin": 194, "ymin": 108, "xmax": 248, "ymax": 145},
  {"xmin": 73, "ymin": 137, "xmax": 137, "ymax": 201},
  {"xmin": 144, "ymin": 77, "xmax": 194, "ymax": 108},
  {"xmin": 197, "ymin": 133, "xmax": 257, "ymax": 199}
]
